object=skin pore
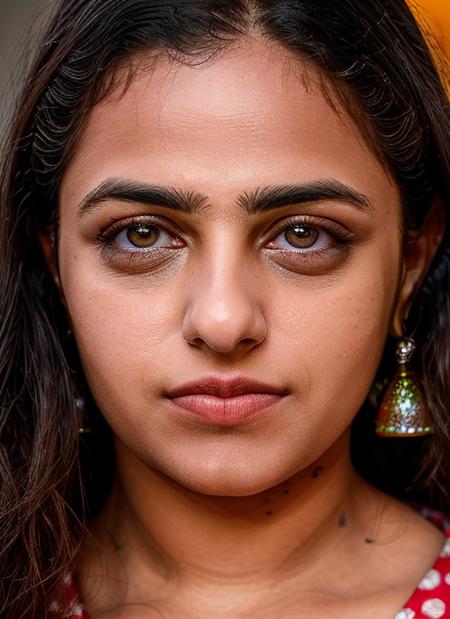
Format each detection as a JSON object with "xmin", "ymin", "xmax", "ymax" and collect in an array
[{"xmin": 41, "ymin": 37, "xmax": 445, "ymax": 618}]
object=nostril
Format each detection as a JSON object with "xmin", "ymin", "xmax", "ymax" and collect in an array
[{"xmin": 187, "ymin": 337, "xmax": 204, "ymax": 348}]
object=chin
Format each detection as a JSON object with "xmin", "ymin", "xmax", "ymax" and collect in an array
[
  {"xmin": 163, "ymin": 459, "xmax": 291, "ymax": 497},
  {"xmin": 117, "ymin": 432, "xmax": 313, "ymax": 498},
  {"xmin": 178, "ymin": 478, "xmax": 276, "ymax": 498}
]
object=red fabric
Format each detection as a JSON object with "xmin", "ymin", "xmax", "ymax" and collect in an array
[
  {"xmin": 48, "ymin": 573, "xmax": 89, "ymax": 618},
  {"xmin": 395, "ymin": 507, "xmax": 450, "ymax": 619},
  {"xmin": 396, "ymin": 546, "xmax": 450, "ymax": 618},
  {"xmin": 49, "ymin": 508, "xmax": 450, "ymax": 619}
]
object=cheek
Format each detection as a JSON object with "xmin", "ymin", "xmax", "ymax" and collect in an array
[
  {"xmin": 64, "ymin": 278, "xmax": 177, "ymax": 409},
  {"xmin": 56, "ymin": 233, "xmax": 173, "ymax": 406},
  {"xmin": 282, "ymin": 250, "xmax": 399, "ymax": 448},
  {"xmin": 271, "ymin": 247, "xmax": 398, "ymax": 417}
]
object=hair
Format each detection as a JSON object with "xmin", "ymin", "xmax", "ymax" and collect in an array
[{"xmin": 1, "ymin": 0, "xmax": 450, "ymax": 616}]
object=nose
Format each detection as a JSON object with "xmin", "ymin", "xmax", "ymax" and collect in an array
[{"xmin": 182, "ymin": 256, "xmax": 267, "ymax": 355}]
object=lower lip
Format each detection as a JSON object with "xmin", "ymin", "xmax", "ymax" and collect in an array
[{"xmin": 168, "ymin": 393, "xmax": 283, "ymax": 425}]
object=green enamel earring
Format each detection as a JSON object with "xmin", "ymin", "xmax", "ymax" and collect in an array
[{"xmin": 375, "ymin": 337, "xmax": 433, "ymax": 437}]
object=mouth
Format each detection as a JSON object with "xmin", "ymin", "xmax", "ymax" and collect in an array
[
  {"xmin": 165, "ymin": 375, "xmax": 288, "ymax": 425},
  {"xmin": 167, "ymin": 393, "xmax": 285, "ymax": 425}
]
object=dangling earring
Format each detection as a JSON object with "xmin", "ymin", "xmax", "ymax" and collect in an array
[{"xmin": 375, "ymin": 336, "xmax": 433, "ymax": 437}]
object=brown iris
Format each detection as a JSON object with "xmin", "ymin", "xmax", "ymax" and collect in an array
[
  {"xmin": 126, "ymin": 225, "xmax": 159, "ymax": 248},
  {"xmin": 285, "ymin": 224, "xmax": 319, "ymax": 248}
]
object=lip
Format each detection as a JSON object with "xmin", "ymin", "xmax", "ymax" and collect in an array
[
  {"xmin": 165, "ymin": 375, "xmax": 288, "ymax": 426},
  {"xmin": 166, "ymin": 375, "xmax": 288, "ymax": 399}
]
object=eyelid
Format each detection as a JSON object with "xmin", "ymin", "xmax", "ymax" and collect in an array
[
  {"xmin": 266, "ymin": 214, "xmax": 354, "ymax": 243},
  {"xmin": 96, "ymin": 214, "xmax": 183, "ymax": 246}
]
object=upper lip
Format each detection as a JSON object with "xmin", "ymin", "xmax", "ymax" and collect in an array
[{"xmin": 166, "ymin": 375, "xmax": 288, "ymax": 398}]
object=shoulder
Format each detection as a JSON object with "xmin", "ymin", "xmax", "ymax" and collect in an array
[
  {"xmin": 395, "ymin": 527, "xmax": 450, "ymax": 619},
  {"xmin": 372, "ymin": 496, "xmax": 447, "ymax": 581},
  {"xmin": 376, "ymin": 496, "xmax": 450, "ymax": 619},
  {"xmin": 340, "ymin": 485, "xmax": 449, "ymax": 616}
]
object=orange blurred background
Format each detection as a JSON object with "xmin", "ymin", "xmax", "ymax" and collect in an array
[{"xmin": 410, "ymin": 0, "xmax": 450, "ymax": 60}]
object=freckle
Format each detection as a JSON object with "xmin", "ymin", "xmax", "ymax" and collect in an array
[
  {"xmin": 265, "ymin": 510, "xmax": 273, "ymax": 516},
  {"xmin": 338, "ymin": 514, "xmax": 347, "ymax": 528},
  {"xmin": 365, "ymin": 538, "xmax": 374, "ymax": 544},
  {"xmin": 283, "ymin": 489, "xmax": 289, "ymax": 495},
  {"xmin": 311, "ymin": 465, "xmax": 324, "ymax": 478}
]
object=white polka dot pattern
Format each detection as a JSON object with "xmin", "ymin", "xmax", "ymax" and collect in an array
[
  {"xmin": 393, "ymin": 513, "xmax": 450, "ymax": 619},
  {"xmin": 421, "ymin": 598, "xmax": 446, "ymax": 618},
  {"xmin": 49, "ymin": 573, "xmax": 89, "ymax": 618},
  {"xmin": 440, "ymin": 539, "xmax": 450, "ymax": 558},
  {"xmin": 395, "ymin": 609, "xmax": 415, "ymax": 619},
  {"xmin": 419, "ymin": 570, "xmax": 442, "ymax": 590}
]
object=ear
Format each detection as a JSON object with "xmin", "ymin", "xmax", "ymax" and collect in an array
[
  {"xmin": 38, "ymin": 225, "xmax": 62, "ymax": 292},
  {"xmin": 391, "ymin": 197, "xmax": 446, "ymax": 337}
]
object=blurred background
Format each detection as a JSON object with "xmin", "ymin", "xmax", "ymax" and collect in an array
[
  {"xmin": 0, "ymin": 0, "xmax": 449, "ymax": 135},
  {"xmin": 0, "ymin": 0, "xmax": 54, "ymax": 133}
]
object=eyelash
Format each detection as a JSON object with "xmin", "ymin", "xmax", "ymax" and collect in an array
[{"xmin": 95, "ymin": 215, "xmax": 355, "ymax": 268}]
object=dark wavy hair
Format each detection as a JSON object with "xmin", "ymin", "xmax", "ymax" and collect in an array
[{"xmin": 1, "ymin": 0, "xmax": 450, "ymax": 616}]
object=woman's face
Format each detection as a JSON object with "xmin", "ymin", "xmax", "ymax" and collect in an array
[{"xmin": 56, "ymin": 39, "xmax": 404, "ymax": 496}]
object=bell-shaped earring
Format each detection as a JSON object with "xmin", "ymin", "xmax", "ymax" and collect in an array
[{"xmin": 375, "ymin": 337, "xmax": 433, "ymax": 437}]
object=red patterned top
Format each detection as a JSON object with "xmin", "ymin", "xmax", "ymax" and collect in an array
[
  {"xmin": 394, "ymin": 507, "xmax": 450, "ymax": 619},
  {"xmin": 49, "ymin": 508, "xmax": 450, "ymax": 619},
  {"xmin": 49, "ymin": 573, "xmax": 89, "ymax": 618}
]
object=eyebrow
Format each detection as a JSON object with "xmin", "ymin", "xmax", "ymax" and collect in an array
[{"xmin": 77, "ymin": 177, "xmax": 374, "ymax": 217}]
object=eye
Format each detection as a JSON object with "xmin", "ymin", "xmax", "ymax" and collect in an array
[
  {"xmin": 267, "ymin": 221, "xmax": 334, "ymax": 252},
  {"xmin": 106, "ymin": 220, "xmax": 184, "ymax": 251},
  {"xmin": 262, "ymin": 216, "xmax": 356, "ymax": 273}
]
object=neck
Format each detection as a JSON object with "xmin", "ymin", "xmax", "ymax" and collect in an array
[{"xmin": 80, "ymin": 431, "xmax": 381, "ymax": 612}]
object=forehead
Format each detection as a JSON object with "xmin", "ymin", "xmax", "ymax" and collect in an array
[{"xmin": 61, "ymin": 37, "xmax": 396, "ymax": 210}]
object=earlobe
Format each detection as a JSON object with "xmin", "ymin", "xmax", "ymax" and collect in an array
[{"xmin": 390, "ymin": 197, "xmax": 446, "ymax": 337}]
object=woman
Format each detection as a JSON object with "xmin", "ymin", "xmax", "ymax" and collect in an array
[{"xmin": 1, "ymin": 1, "xmax": 450, "ymax": 617}]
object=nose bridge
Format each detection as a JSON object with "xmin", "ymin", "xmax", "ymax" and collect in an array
[{"xmin": 182, "ymin": 235, "xmax": 267, "ymax": 354}]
